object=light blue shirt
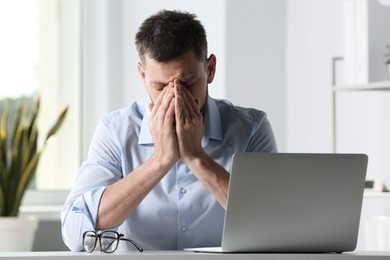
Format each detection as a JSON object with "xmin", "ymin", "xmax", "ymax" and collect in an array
[{"xmin": 61, "ymin": 96, "xmax": 277, "ymax": 251}]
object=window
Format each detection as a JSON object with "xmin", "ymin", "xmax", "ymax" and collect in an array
[
  {"xmin": 0, "ymin": 0, "xmax": 38, "ymax": 97},
  {"xmin": 0, "ymin": 0, "xmax": 81, "ymax": 191}
]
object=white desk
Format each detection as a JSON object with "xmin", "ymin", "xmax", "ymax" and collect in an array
[{"xmin": 0, "ymin": 251, "xmax": 389, "ymax": 260}]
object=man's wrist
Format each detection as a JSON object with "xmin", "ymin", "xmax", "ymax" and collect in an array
[
  {"xmin": 183, "ymin": 150, "xmax": 209, "ymax": 172},
  {"xmin": 148, "ymin": 154, "xmax": 176, "ymax": 173}
]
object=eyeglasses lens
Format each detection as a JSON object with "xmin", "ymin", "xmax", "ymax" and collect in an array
[
  {"xmin": 83, "ymin": 231, "xmax": 97, "ymax": 253},
  {"xmin": 100, "ymin": 231, "xmax": 119, "ymax": 253}
]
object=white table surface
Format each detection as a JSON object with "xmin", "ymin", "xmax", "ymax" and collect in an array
[{"xmin": 0, "ymin": 251, "xmax": 389, "ymax": 260}]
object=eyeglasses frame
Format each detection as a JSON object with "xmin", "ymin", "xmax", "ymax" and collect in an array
[{"xmin": 82, "ymin": 230, "xmax": 143, "ymax": 253}]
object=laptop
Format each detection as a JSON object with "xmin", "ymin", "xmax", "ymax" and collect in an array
[{"xmin": 185, "ymin": 153, "xmax": 368, "ymax": 253}]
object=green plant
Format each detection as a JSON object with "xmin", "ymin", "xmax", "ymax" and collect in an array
[
  {"xmin": 0, "ymin": 95, "xmax": 68, "ymax": 216},
  {"xmin": 385, "ymin": 45, "xmax": 390, "ymax": 65}
]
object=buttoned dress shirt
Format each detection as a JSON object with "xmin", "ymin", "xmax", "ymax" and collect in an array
[{"xmin": 61, "ymin": 96, "xmax": 277, "ymax": 251}]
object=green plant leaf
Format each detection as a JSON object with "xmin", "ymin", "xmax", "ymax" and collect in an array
[
  {"xmin": 385, "ymin": 45, "xmax": 390, "ymax": 65},
  {"xmin": 0, "ymin": 95, "xmax": 68, "ymax": 216},
  {"xmin": 0, "ymin": 101, "xmax": 8, "ymax": 191},
  {"xmin": 44, "ymin": 106, "xmax": 68, "ymax": 145},
  {"xmin": 13, "ymin": 151, "xmax": 41, "ymax": 216},
  {"xmin": 0, "ymin": 185, "xmax": 4, "ymax": 216}
]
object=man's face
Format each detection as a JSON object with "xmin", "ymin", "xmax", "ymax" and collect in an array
[{"xmin": 137, "ymin": 51, "xmax": 216, "ymax": 112}]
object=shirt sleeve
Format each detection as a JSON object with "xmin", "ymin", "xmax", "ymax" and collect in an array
[
  {"xmin": 61, "ymin": 117, "xmax": 122, "ymax": 251},
  {"xmin": 246, "ymin": 112, "xmax": 278, "ymax": 153},
  {"xmin": 61, "ymin": 187, "xmax": 106, "ymax": 251}
]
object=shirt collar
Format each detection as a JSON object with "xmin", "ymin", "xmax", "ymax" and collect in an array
[
  {"xmin": 138, "ymin": 96, "xmax": 223, "ymax": 145},
  {"xmin": 139, "ymin": 107, "xmax": 153, "ymax": 145}
]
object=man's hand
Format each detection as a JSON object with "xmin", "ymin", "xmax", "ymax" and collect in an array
[
  {"xmin": 148, "ymin": 82, "xmax": 179, "ymax": 168},
  {"xmin": 173, "ymin": 79, "xmax": 205, "ymax": 163}
]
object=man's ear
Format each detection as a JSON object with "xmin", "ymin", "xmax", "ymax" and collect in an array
[
  {"xmin": 206, "ymin": 54, "xmax": 217, "ymax": 84},
  {"xmin": 137, "ymin": 62, "xmax": 147, "ymax": 87}
]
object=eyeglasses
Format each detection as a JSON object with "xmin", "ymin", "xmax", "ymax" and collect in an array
[{"xmin": 83, "ymin": 230, "xmax": 143, "ymax": 253}]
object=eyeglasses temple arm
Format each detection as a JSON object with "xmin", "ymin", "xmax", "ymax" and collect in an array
[{"xmin": 120, "ymin": 238, "xmax": 144, "ymax": 252}]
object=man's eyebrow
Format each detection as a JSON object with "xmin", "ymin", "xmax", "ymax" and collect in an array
[{"xmin": 150, "ymin": 76, "xmax": 196, "ymax": 86}]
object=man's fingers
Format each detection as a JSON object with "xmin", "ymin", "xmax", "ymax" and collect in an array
[
  {"xmin": 180, "ymin": 84, "xmax": 201, "ymax": 117},
  {"xmin": 151, "ymin": 82, "xmax": 172, "ymax": 115},
  {"xmin": 173, "ymin": 82, "xmax": 190, "ymax": 123}
]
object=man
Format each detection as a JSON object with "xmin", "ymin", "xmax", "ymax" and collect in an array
[{"xmin": 61, "ymin": 10, "xmax": 277, "ymax": 251}]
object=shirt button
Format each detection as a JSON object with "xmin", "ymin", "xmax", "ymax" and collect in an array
[
  {"xmin": 180, "ymin": 188, "xmax": 187, "ymax": 194},
  {"xmin": 181, "ymin": 225, "xmax": 188, "ymax": 232}
]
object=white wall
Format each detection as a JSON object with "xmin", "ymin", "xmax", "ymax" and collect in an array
[
  {"xmin": 225, "ymin": 0, "xmax": 287, "ymax": 151},
  {"xmin": 286, "ymin": 0, "xmax": 344, "ymax": 153}
]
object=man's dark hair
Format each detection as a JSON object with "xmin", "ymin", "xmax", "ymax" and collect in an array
[{"xmin": 135, "ymin": 10, "xmax": 208, "ymax": 65}]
